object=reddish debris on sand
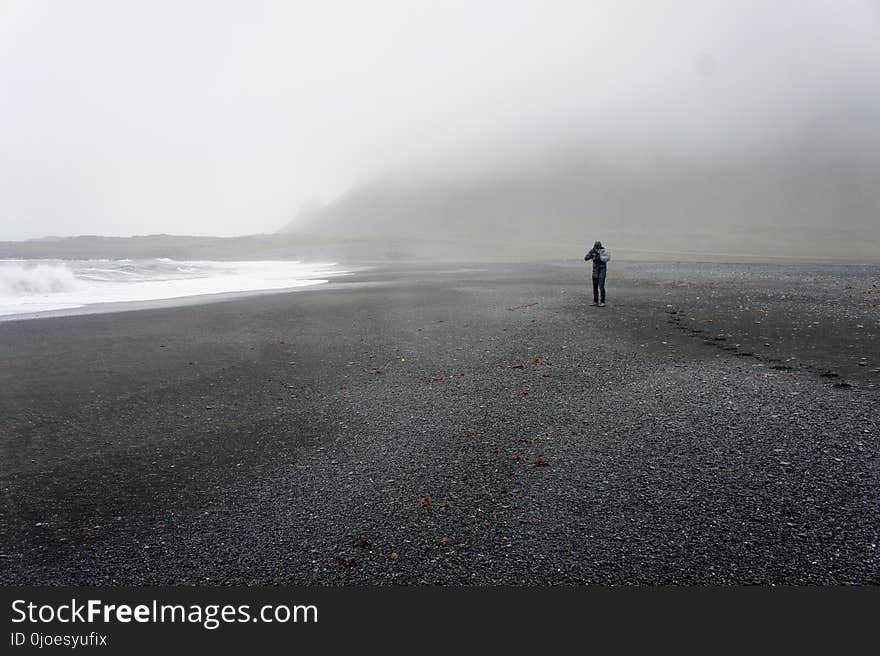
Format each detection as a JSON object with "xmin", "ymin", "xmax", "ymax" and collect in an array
[
  {"xmin": 517, "ymin": 438, "xmax": 532, "ymax": 444},
  {"xmin": 510, "ymin": 364, "xmax": 525, "ymax": 369},
  {"xmin": 487, "ymin": 448, "xmax": 500, "ymax": 455},
  {"xmin": 420, "ymin": 496, "xmax": 434, "ymax": 508},
  {"xmin": 466, "ymin": 431, "xmax": 475, "ymax": 438},
  {"xmin": 512, "ymin": 454, "xmax": 523, "ymax": 461},
  {"xmin": 519, "ymin": 390, "xmax": 529, "ymax": 396},
  {"xmin": 542, "ymin": 374, "xmax": 552, "ymax": 378},
  {"xmin": 352, "ymin": 536, "xmax": 372, "ymax": 549},
  {"xmin": 440, "ymin": 536, "xmax": 454, "ymax": 545},
  {"xmin": 336, "ymin": 558, "xmax": 358, "ymax": 567},
  {"xmin": 533, "ymin": 357, "xmax": 545, "ymax": 365},
  {"xmin": 533, "ymin": 456, "xmax": 550, "ymax": 467},
  {"xmin": 432, "ymin": 377, "xmax": 445, "ymax": 382}
]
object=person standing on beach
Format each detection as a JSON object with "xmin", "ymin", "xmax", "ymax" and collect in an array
[{"xmin": 584, "ymin": 240, "xmax": 610, "ymax": 306}]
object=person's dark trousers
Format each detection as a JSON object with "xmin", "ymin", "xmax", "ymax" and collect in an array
[{"xmin": 592, "ymin": 268, "xmax": 607, "ymax": 303}]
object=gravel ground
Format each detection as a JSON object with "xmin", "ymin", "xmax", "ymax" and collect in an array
[{"xmin": 1, "ymin": 261, "xmax": 877, "ymax": 584}]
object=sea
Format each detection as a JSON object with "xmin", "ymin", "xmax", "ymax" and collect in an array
[{"xmin": 0, "ymin": 258, "xmax": 348, "ymax": 318}]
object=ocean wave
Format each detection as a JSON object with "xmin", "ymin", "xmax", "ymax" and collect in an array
[
  {"xmin": 0, "ymin": 258, "xmax": 348, "ymax": 318},
  {"xmin": 0, "ymin": 261, "xmax": 81, "ymax": 296}
]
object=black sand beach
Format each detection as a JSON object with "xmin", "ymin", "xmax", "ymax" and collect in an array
[{"xmin": 1, "ymin": 262, "xmax": 878, "ymax": 584}]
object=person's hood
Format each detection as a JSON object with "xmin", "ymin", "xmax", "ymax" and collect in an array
[{"xmin": 594, "ymin": 241, "xmax": 603, "ymax": 249}]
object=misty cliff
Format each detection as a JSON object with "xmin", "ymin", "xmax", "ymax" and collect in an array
[{"xmin": 281, "ymin": 118, "xmax": 880, "ymax": 262}]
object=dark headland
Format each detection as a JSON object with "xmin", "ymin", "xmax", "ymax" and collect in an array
[{"xmin": 1, "ymin": 261, "xmax": 877, "ymax": 584}]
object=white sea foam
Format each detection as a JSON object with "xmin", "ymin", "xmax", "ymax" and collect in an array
[
  {"xmin": 0, "ymin": 261, "xmax": 82, "ymax": 295},
  {"xmin": 0, "ymin": 259, "xmax": 347, "ymax": 318}
]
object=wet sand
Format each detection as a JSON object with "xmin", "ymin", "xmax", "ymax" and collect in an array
[{"xmin": 1, "ymin": 261, "xmax": 877, "ymax": 584}]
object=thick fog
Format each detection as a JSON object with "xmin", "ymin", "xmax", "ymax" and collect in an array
[{"xmin": 1, "ymin": 0, "xmax": 879, "ymax": 253}]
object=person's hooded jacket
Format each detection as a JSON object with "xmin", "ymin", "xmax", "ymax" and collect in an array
[{"xmin": 584, "ymin": 241, "xmax": 609, "ymax": 275}]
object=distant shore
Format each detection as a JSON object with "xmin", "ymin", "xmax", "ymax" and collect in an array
[{"xmin": 1, "ymin": 261, "xmax": 877, "ymax": 584}]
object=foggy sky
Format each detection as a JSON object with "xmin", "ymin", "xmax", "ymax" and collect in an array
[{"xmin": 1, "ymin": 0, "xmax": 879, "ymax": 241}]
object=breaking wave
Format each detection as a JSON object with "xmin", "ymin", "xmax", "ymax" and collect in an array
[
  {"xmin": 0, "ymin": 258, "xmax": 348, "ymax": 318},
  {"xmin": 0, "ymin": 261, "xmax": 82, "ymax": 296}
]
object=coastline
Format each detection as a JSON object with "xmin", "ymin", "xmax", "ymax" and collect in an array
[
  {"xmin": 0, "ymin": 259, "xmax": 362, "ymax": 323},
  {"xmin": 0, "ymin": 278, "xmax": 361, "ymax": 323}
]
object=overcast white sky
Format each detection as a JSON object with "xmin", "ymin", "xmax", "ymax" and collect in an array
[{"xmin": 1, "ymin": 0, "xmax": 879, "ymax": 240}]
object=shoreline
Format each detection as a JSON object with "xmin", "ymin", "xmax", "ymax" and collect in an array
[
  {"xmin": 0, "ymin": 260, "xmax": 372, "ymax": 323},
  {"xmin": 3, "ymin": 257, "xmax": 879, "ymax": 324},
  {"xmin": 0, "ymin": 278, "xmax": 357, "ymax": 323}
]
